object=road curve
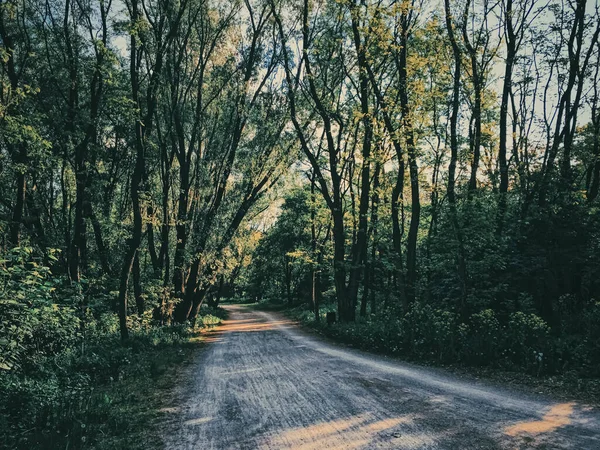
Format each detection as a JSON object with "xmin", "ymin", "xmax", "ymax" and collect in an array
[{"xmin": 164, "ymin": 305, "xmax": 600, "ymax": 449}]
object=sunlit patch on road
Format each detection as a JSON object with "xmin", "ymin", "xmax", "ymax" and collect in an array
[
  {"xmin": 258, "ymin": 413, "xmax": 430, "ymax": 450},
  {"xmin": 215, "ymin": 316, "xmax": 294, "ymax": 333},
  {"xmin": 504, "ymin": 402, "xmax": 575, "ymax": 436},
  {"xmin": 183, "ymin": 416, "xmax": 213, "ymax": 426},
  {"xmin": 200, "ymin": 312, "xmax": 294, "ymax": 344}
]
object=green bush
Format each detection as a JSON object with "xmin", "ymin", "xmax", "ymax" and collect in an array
[
  {"xmin": 0, "ymin": 249, "xmax": 225, "ymax": 449},
  {"xmin": 505, "ymin": 312, "xmax": 550, "ymax": 373},
  {"xmin": 404, "ymin": 303, "xmax": 458, "ymax": 361},
  {"xmin": 0, "ymin": 248, "xmax": 79, "ymax": 372},
  {"xmin": 291, "ymin": 297, "xmax": 597, "ymax": 379},
  {"xmin": 567, "ymin": 302, "xmax": 600, "ymax": 376},
  {"xmin": 460, "ymin": 309, "xmax": 501, "ymax": 365}
]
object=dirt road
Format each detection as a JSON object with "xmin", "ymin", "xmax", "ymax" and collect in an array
[{"xmin": 164, "ymin": 305, "xmax": 600, "ymax": 449}]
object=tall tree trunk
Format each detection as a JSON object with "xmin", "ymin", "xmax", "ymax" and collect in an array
[
  {"xmin": 274, "ymin": 0, "xmax": 350, "ymax": 321},
  {"xmin": 462, "ymin": 0, "xmax": 483, "ymax": 196},
  {"xmin": 361, "ymin": 162, "xmax": 380, "ymax": 317},
  {"xmin": 70, "ymin": 157, "xmax": 86, "ymax": 282},
  {"xmin": 445, "ymin": 0, "xmax": 468, "ymax": 316},
  {"xmin": 61, "ymin": 161, "xmax": 71, "ymax": 271},
  {"xmin": 468, "ymin": 83, "xmax": 482, "ymax": 194},
  {"xmin": 67, "ymin": 0, "xmax": 108, "ymax": 280},
  {"xmin": 398, "ymin": 19, "xmax": 420, "ymax": 305},
  {"xmin": 363, "ymin": 47, "xmax": 407, "ymax": 306},
  {"xmin": 539, "ymin": 0, "xmax": 599, "ymax": 205},
  {"xmin": 160, "ymin": 217, "xmax": 170, "ymax": 286},
  {"xmin": 11, "ymin": 164, "xmax": 26, "ymax": 247},
  {"xmin": 85, "ymin": 202, "xmax": 111, "ymax": 275},
  {"xmin": 304, "ymin": 0, "xmax": 351, "ymax": 321},
  {"xmin": 310, "ymin": 173, "xmax": 320, "ymax": 321},
  {"xmin": 65, "ymin": 0, "xmax": 82, "ymax": 279},
  {"xmin": 588, "ymin": 105, "xmax": 600, "ymax": 202},
  {"xmin": 118, "ymin": 0, "xmax": 174, "ymax": 335},
  {"xmin": 346, "ymin": 2, "xmax": 373, "ymax": 313},
  {"xmin": 0, "ymin": 5, "xmax": 27, "ymax": 248},
  {"xmin": 133, "ymin": 251, "xmax": 144, "ymax": 315},
  {"xmin": 159, "ymin": 153, "xmax": 171, "ymax": 285},
  {"xmin": 332, "ymin": 210, "xmax": 350, "ymax": 321},
  {"xmin": 497, "ymin": 0, "xmax": 515, "ymax": 235},
  {"xmin": 118, "ymin": 0, "xmax": 143, "ymax": 340},
  {"xmin": 147, "ymin": 205, "xmax": 159, "ymax": 275},
  {"xmin": 173, "ymin": 161, "xmax": 190, "ymax": 297},
  {"xmin": 586, "ymin": 33, "xmax": 600, "ymax": 202}
]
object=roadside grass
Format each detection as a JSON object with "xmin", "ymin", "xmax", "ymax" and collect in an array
[
  {"xmin": 1, "ymin": 306, "xmax": 227, "ymax": 450},
  {"xmin": 254, "ymin": 300, "xmax": 600, "ymax": 405}
]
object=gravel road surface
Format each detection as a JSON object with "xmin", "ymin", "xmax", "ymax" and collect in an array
[{"xmin": 164, "ymin": 305, "xmax": 600, "ymax": 449}]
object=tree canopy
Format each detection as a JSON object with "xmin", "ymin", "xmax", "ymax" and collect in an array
[{"xmin": 1, "ymin": 0, "xmax": 600, "ymax": 446}]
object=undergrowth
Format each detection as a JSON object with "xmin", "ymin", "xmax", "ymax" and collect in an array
[
  {"xmin": 0, "ymin": 247, "xmax": 226, "ymax": 450},
  {"xmin": 264, "ymin": 299, "xmax": 600, "ymax": 403}
]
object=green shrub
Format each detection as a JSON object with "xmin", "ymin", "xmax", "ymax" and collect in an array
[
  {"xmin": 459, "ymin": 309, "xmax": 502, "ymax": 365},
  {"xmin": 0, "ymin": 248, "xmax": 79, "ymax": 372},
  {"xmin": 0, "ymin": 249, "xmax": 225, "ymax": 449},
  {"xmin": 569, "ymin": 302, "xmax": 600, "ymax": 376},
  {"xmin": 505, "ymin": 312, "xmax": 550, "ymax": 373},
  {"xmin": 404, "ymin": 303, "xmax": 458, "ymax": 361}
]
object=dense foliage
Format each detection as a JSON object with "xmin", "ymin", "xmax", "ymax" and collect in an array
[
  {"xmin": 1, "ymin": 1, "xmax": 275, "ymax": 444},
  {"xmin": 239, "ymin": 0, "xmax": 600, "ymax": 377},
  {"xmin": 0, "ymin": 247, "xmax": 227, "ymax": 449},
  {"xmin": 1, "ymin": 0, "xmax": 600, "ymax": 446}
]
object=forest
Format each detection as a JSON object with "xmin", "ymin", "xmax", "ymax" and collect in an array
[{"xmin": 1, "ymin": 0, "xmax": 599, "ymax": 448}]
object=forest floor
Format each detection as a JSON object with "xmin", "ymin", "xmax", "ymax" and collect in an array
[
  {"xmin": 91, "ymin": 337, "xmax": 201, "ymax": 450},
  {"xmin": 163, "ymin": 304, "xmax": 600, "ymax": 449},
  {"xmin": 65, "ymin": 313, "xmax": 227, "ymax": 450},
  {"xmin": 79, "ymin": 321, "xmax": 224, "ymax": 450}
]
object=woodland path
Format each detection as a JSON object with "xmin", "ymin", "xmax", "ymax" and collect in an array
[{"xmin": 164, "ymin": 305, "xmax": 600, "ymax": 449}]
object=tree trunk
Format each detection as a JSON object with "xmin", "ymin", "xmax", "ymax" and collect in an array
[
  {"xmin": 445, "ymin": 0, "xmax": 468, "ymax": 317},
  {"xmin": 332, "ymin": 210, "xmax": 352, "ymax": 321},
  {"xmin": 85, "ymin": 202, "xmax": 111, "ymax": 275},
  {"xmin": 11, "ymin": 166, "xmax": 26, "ymax": 247},
  {"xmin": 362, "ymin": 162, "xmax": 381, "ymax": 317},
  {"xmin": 70, "ymin": 156, "xmax": 87, "ymax": 282},
  {"xmin": 173, "ymin": 162, "xmax": 190, "ymax": 297},
  {"xmin": 285, "ymin": 259, "xmax": 292, "ymax": 305},
  {"xmin": 461, "ymin": 0, "xmax": 483, "ymax": 196},
  {"xmin": 175, "ymin": 256, "xmax": 200, "ymax": 323},
  {"xmin": 117, "ymin": 242, "xmax": 135, "ymax": 340},
  {"xmin": 589, "ymin": 144, "xmax": 600, "ymax": 202},
  {"xmin": 497, "ymin": 0, "xmax": 515, "ymax": 235},
  {"xmin": 133, "ymin": 251, "xmax": 144, "ymax": 316},
  {"xmin": 310, "ymin": 173, "xmax": 319, "ymax": 320},
  {"xmin": 398, "ymin": 22, "xmax": 420, "ymax": 305},
  {"xmin": 118, "ymin": 0, "xmax": 144, "ymax": 340},
  {"xmin": 346, "ymin": 4, "xmax": 372, "ymax": 312},
  {"xmin": 468, "ymin": 82, "xmax": 482, "ymax": 194},
  {"xmin": 147, "ymin": 205, "xmax": 160, "ymax": 275},
  {"xmin": 159, "ymin": 165, "xmax": 171, "ymax": 285},
  {"xmin": 188, "ymin": 286, "xmax": 209, "ymax": 327}
]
